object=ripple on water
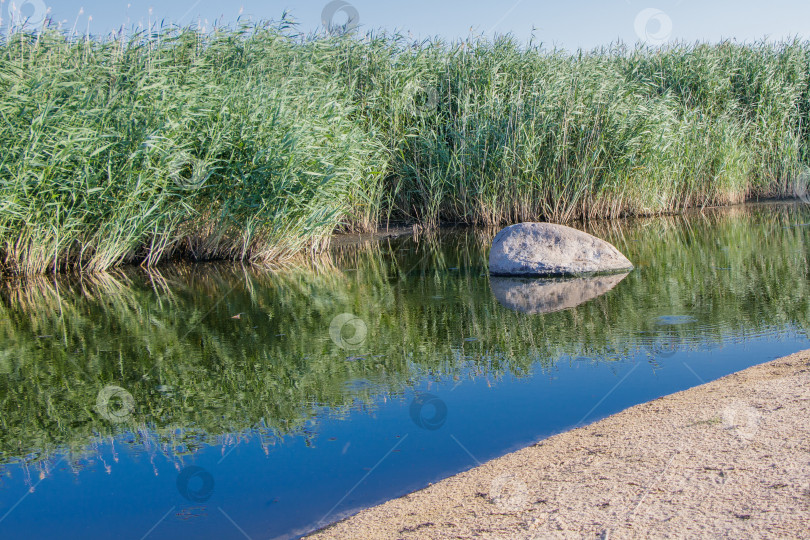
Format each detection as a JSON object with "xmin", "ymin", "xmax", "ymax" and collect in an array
[
  {"xmin": 344, "ymin": 379, "xmax": 374, "ymax": 392},
  {"xmin": 655, "ymin": 315, "xmax": 698, "ymax": 326}
]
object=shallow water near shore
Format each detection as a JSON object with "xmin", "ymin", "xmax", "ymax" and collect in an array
[{"xmin": 1, "ymin": 202, "xmax": 809, "ymax": 539}]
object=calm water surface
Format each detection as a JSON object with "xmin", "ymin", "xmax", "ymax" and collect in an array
[{"xmin": 1, "ymin": 203, "xmax": 809, "ymax": 539}]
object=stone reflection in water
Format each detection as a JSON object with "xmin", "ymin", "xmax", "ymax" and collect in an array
[{"xmin": 489, "ymin": 273, "xmax": 630, "ymax": 315}]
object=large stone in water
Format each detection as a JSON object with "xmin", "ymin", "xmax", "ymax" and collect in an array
[
  {"xmin": 489, "ymin": 223, "xmax": 634, "ymax": 277},
  {"xmin": 490, "ymin": 273, "xmax": 629, "ymax": 315}
]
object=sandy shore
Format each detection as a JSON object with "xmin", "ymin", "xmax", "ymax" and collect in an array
[{"xmin": 309, "ymin": 350, "xmax": 810, "ymax": 539}]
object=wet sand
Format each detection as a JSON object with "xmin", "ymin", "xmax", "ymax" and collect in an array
[{"xmin": 308, "ymin": 350, "xmax": 810, "ymax": 539}]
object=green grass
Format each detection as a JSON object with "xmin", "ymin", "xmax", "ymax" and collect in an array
[{"xmin": 1, "ymin": 23, "xmax": 810, "ymax": 274}]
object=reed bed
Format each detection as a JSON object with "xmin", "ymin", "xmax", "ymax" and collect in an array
[{"xmin": 1, "ymin": 23, "xmax": 809, "ymax": 274}]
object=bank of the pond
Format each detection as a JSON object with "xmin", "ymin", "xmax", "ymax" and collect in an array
[{"xmin": 309, "ymin": 350, "xmax": 810, "ymax": 539}]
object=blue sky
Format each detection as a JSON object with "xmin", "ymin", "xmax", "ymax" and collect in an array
[{"xmin": 6, "ymin": 0, "xmax": 810, "ymax": 49}]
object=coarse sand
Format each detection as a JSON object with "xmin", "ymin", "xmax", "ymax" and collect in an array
[{"xmin": 308, "ymin": 350, "xmax": 810, "ymax": 539}]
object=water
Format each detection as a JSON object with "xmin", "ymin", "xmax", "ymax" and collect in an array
[{"xmin": 1, "ymin": 203, "xmax": 809, "ymax": 539}]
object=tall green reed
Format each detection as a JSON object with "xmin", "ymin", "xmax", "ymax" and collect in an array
[{"xmin": 1, "ymin": 23, "xmax": 809, "ymax": 274}]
